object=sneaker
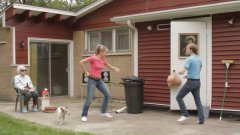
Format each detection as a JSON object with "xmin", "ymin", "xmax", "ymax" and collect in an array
[
  {"xmin": 32, "ymin": 105, "xmax": 39, "ymax": 112},
  {"xmin": 197, "ymin": 120, "xmax": 204, "ymax": 125},
  {"xmin": 177, "ymin": 116, "xmax": 190, "ymax": 122},
  {"xmin": 100, "ymin": 113, "xmax": 113, "ymax": 118},
  {"xmin": 81, "ymin": 116, "xmax": 87, "ymax": 122},
  {"xmin": 22, "ymin": 106, "xmax": 28, "ymax": 113}
]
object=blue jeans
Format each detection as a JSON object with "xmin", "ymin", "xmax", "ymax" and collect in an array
[
  {"xmin": 176, "ymin": 79, "xmax": 204, "ymax": 122},
  {"xmin": 81, "ymin": 78, "xmax": 110, "ymax": 117}
]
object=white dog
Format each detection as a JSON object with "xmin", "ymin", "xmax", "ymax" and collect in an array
[{"xmin": 56, "ymin": 106, "xmax": 70, "ymax": 125}]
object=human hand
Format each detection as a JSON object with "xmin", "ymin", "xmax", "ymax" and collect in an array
[
  {"xmin": 85, "ymin": 71, "xmax": 90, "ymax": 76},
  {"xmin": 29, "ymin": 87, "xmax": 36, "ymax": 92},
  {"xmin": 24, "ymin": 87, "xmax": 29, "ymax": 92},
  {"xmin": 183, "ymin": 74, "xmax": 188, "ymax": 79},
  {"xmin": 114, "ymin": 67, "xmax": 120, "ymax": 72}
]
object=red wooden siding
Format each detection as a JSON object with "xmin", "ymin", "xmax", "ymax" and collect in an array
[
  {"xmin": 76, "ymin": 0, "xmax": 231, "ymax": 30},
  {"xmin": 212, "ymin": 12, "xmax": 240, "ymax": 110},
  {"xmin": 136, "ymin": 20, "xmax": 171, "ymax": 105},
  {"xmin": 6, "ymin": 14, "xmax": 73, "ymax": 64},
  {"xmin": 147, "ymin": 0, "xmax": 233, "ymax": 12}
]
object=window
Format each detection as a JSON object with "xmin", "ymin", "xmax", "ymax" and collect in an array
[
  {"xmin": 86, "ymin": 27, "xmax": 130, "ymax": 54},
  {"xmin": 116, "ymin": 28, "xmax": 130, "ymax": 51},
  {"xmin": 0, "ymin": 17, "xmax": 2, "ymax": 27}
]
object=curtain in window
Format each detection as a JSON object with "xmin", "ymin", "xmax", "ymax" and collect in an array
[
  {"xmin": 116, "ymin": 28, "xmax": 129, "ymax": 51},
  {"xmin": 101, "ymin": 30, "xmax": 112, "ymax": 51}
]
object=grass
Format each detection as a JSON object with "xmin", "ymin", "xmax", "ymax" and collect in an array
[{"xmin": 0, "ymin": 112, "xmax": 93, "ymax": 135}]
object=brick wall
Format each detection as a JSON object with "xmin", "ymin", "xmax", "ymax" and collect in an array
[
  {"xmin": 73, "ymin": 31, "xmax": 133, "ymax": 100},
  {"xmin": 0, "ymin": 27, "xmax": 16, "ymax": 101}
]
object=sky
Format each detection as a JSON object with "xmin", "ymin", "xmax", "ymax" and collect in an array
[{"xmin": 67, "ymin": 0, "xmax": 76, "ymax": 4}]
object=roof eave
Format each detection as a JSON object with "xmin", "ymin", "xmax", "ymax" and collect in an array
[
  {"xmin": 75, "ymin": 0, "xmax": 113, "ymax": 19},
  {"xmin": 13, "ymin": 3, "xmax": 76, "ymax": 16},
  {"xmin": 7, "ymin": 0, "xmax": 113, "ymax": 19},
  {"xmin": 111, "ymin": 1, "xmax": 240, "ymax": 24}
]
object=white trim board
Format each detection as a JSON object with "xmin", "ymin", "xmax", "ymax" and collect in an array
[
  {"xmin": 28, "ymin": 37, "xmax": 74, "ymax": 97},
  {"xmin": 111, "ymin": 1, "xmax": 240, "ymax": 23}
]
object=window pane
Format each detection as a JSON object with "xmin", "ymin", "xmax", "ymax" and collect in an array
[
  {"xmin": 101, "ymin": 30, "xmax": 112, "ymax": 51},
  {"xmin": 89, "ymin": 32, "xmax": 100, "ymax": 52},
  {"xmin": 116, "ymin": 28, "xmax": 129, "ymax": 51}
]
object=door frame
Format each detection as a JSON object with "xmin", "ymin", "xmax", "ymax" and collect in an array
[
  {"xmin": 28, "ymin": 37, "xmax": 74, "ymax": 97},
  {"xmin": 170, "ymin": 17, "xmax": 212, "ymax": 110}
]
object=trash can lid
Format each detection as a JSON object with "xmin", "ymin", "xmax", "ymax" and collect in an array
[{"xmin": 121, "ymin": 76, "xmax": 144, "ymax": 82}]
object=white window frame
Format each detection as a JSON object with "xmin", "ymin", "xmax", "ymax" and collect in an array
[{"xmin": 85, "ymin": 27, "xmax": 131, "ymax": 55}]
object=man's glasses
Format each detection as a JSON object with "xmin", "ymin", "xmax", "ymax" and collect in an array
[{"xmin": 21, "ymin": 70, "xmax": 27, "ymax": 72}]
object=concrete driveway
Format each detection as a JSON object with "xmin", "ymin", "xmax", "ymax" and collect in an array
[{"xmin": 0, "ymin": 97, "xmax": 240, "ymax": 135}]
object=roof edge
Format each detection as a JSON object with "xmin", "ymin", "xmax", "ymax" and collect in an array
[
  {"xmin": 75, "ymin": 0, "xmax": 113, "ymax": 19},
  {"xmin": 2, "ymin": 1, "xmax": 113, "ymax": 19},
  {"xmin": 111, "ymin": 1, "xmax": 240, "ymax": 24},
  {"xmin": 13, "ymin": 3, "xmax": 76, "ymax": 16}
]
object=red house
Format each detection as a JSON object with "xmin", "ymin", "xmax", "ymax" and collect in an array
[{"xmin": 1, "ymin": 0, "xmax": 240, "ymax": 113}]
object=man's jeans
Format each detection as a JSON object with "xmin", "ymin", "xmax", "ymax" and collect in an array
[
  {"xmin": 82, "ymin": 78, "xmax": 110, "ymax": 117},
  {"xmin": 176, "ymin": 79, "xmax": 205, "ymax": 122}
]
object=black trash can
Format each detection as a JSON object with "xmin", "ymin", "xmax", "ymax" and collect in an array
[{"xmin": 122, "ymin": 76, "xmax": 144, "ymax": 114}]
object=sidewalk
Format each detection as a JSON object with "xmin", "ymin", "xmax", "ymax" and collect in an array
[{"xmin": 0, "ymin": 97, "xmax": 240, "ymax": 135}]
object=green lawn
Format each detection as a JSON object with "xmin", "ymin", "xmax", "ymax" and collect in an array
[{"xmin": 0, "ymin": 112, "xmax": 93, "ymax": 135}]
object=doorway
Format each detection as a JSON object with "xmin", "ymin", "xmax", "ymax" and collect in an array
[
  {"xmin": 170, "ymin": 19, "xmax": 212, "ymax": 110},
  {"xmin": 30, "ymin": 42, "xmax": 69, "ymax": 96}
]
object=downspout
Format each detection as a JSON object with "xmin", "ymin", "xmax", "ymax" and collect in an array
[
  {"xmin": 0, "ymin": 12, "xmax": 5, "ymax": 27},
  {"xmin": 127, "ymin": 20, "xmax": 138, "ymax": 76}
]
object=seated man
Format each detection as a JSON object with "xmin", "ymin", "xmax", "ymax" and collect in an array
[{"xmin": 13, "ymin": 65, "xmax": 39, "ymax": 112}]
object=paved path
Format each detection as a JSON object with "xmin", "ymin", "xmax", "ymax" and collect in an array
[{"xmin": 0, "ymin": 97, "xmax": 240, "ymax": 135}]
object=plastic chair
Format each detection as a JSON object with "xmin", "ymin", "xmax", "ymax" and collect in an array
[
  {"xmin": 11, "ymin": 77, "xmax": 40, "ymax": 112},
  {"xmin": 11, "ymin": 78, "xmax": 25, "ymax": 112},
  {"xmin": 14, "ymin": 88, "xmax": 25, "ymax": 112}
]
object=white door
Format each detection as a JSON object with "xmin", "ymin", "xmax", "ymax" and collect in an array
[{"xmin": 170, "ymin": 21, "xmax": 208, "ymax": 110}]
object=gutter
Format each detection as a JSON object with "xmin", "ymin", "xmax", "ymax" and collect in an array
[
  {"xmin": 111, "ymin": 0, "xmax": 240, "ymax": 24},
  {"xmin": 3, "ymin": 0, "xmax": 113, "ymax": 20},
  {"xmin": 0, "ymin": 12, "xmax": 5, "ymax": 27},
  {"xmin": 127, "ymin": 20, "xmax": 138, "ymax": 76}
]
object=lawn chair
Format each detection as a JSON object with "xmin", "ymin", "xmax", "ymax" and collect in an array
[
  {"xmin": 11, "ymin": 77, "xmax": 25, "ymax": 112},
  {"xmin": 11, "ymin": 77, "xmax": 40, "ymax": 112}
]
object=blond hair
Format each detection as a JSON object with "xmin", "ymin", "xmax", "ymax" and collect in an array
[
  {"xmin": 187, "ymin": 43, "xmax": 198, "ymax": 55},
  {"xmin": 95, "ymin": 44, "xmax": 108, "ymax": 55}
]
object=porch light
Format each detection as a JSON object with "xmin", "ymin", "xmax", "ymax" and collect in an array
[
  {"xmin": 228, "ymin": 17, "xmax": 235, "ymax": 25},
  {"xmin": 20, "ymin": 40, "xmax": 25, "ymax": 49},
  {"xmin": 146, "ymin": 25, "xmax": 152, "ymax": 31}
]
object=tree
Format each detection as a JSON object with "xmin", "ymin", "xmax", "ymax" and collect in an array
[
  {"xmin": 0, "ymin": 0, "xmax": 96, "ymax": 11},
  {"xmin": 71, "ymin": 0, "xmax": 96, "ymax": 11}
]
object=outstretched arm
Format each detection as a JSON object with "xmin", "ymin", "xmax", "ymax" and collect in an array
[{"xmin": 105, "ymin": 61, "xmax": 120, "ymax": 72}]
